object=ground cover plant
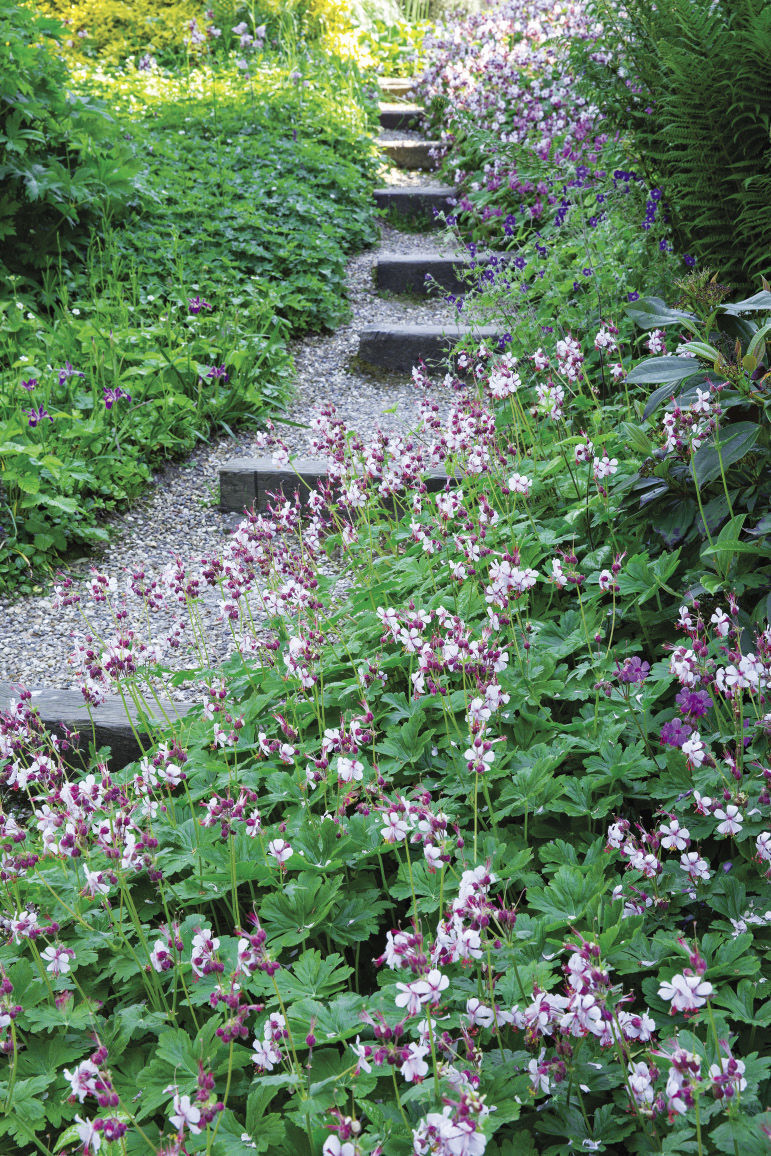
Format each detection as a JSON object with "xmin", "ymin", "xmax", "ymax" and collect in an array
[
  {"xmin": 0, "ymin": 4, "xmax": 378, "ymax": 591},
  {"xmin": 1, "ymin": 274, "xmax": 770, "ymax": 1156},
  {"xmin": 1, "ymin": 1, "xmax": 770, "ymax": 1153},
  {"xmin": 413, "ymin": 0, "xmax": 701, "ymax": 331}
]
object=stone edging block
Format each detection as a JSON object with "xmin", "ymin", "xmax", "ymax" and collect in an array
[
  {"xmin": 357, "ymin": 324, "xmax": 507, "ymax": 373},
  {"xmin": 0, "ymin": 680, "xmax": 180, "ymax": 771},
  {"xmin": 219, "ymin": 457, "xmax": 457, "ymax": 514},
  {"xmin": 373, "ymin": 186, "xmax": 455, "ymax": 224}
]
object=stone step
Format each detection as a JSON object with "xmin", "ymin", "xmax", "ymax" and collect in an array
[
  {"xmin": 219, "ymin": 457, "xmax": 454, "ymax": 515},
  {"xmin": 379, "ymin": 138, "xmax": 439, "ymax": 170},
  {"xmin": 378, "ymin": 76, "xmax": 417, "ymax": 97},
  {"xmin": 374, "ymin": 185, "xmax": 455, "ymax": 225},
  {"xmin": 0, "ymin": 680, "xmax": 179, "ymax": 770},
  {"xmin": 375, "ymin": 251, "xmax": 508, "ymax": 296},
  {"xmin": 379, "ymin": 102, "xmax": 424, "ymax": 130},
  {"xmin": 358, "ymin": 324, "xmax": 507, "ymax": 373}
]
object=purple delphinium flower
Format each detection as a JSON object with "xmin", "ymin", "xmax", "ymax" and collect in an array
[
  {"xmin": 675, "ymin": 688, "xmax": 712, "ymax": 719},
  {"xmin": 188, "ymin": 296, "xmax": 213, "ymax": 315},
  {"xmin": 660, "ymin": 718, "xmax": 693, "ymax": 748},
  {"xmin": 683, "ymin": 254, "xmax": 696, "ymax": 267},
  {"xmin": 24, "ymin": 404, "xmax": 53, "ymax": 427},
  {"xmin": 57, "ymin": 362, "xmax": 84, "ymax": 386},
  {"xmin": 20, "ymin": 378, "xmax": 38, "ymax": 391},
  {"xmin": 103, "ymin": 387, "xmax": 131, "ymax": 410},
  {"xmin": 206, "ymin": 365, "xmax": 229, "ymax": 383},
  {"xmin": 615, "ymin": 656, "xmax": 651, "ymax": 684},
  {"xmin": 627, "ymin": 291, "xmax": 640, "ymax": 302}
]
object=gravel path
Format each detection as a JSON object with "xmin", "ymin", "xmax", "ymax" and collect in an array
[{"xmin": 1, "ymin": 196, "xmax": 462, "ymax": 694}]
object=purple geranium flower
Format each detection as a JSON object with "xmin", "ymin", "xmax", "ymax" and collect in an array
[
  {"xmin": 615, "ymin": 656, "xmax": 651, "ymax": 684},
  {"xmin": 675, "ymin": 688, "xmax": 712, "ymax": 719},
  {"xmin": 660, "ymin": 718, "xmax": 693, "ymax": 748}
]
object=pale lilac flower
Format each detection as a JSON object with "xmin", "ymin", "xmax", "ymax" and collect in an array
[
  {"xmin": 709, "ymin": 1054, "xmax": 747, "ymax": 1099},
  {"xmin": 714, "ymin": 805, "xmax": 743, "ymax": 837},
  {"xmin": 41, "ymin": 944, "xmax": 75, "ymax": 975},
  {"xmin": 466, "ymin": 998, "xmax": 495, "ymax": 1028},
  {"xmin": 414, "ymin": 968, "xmax": 450, "ymax": 1006},
  {"xmin": 64, "ymin": 1060, "xmax": 100, "ymax": 1102},
  {"xmin": 598, "ymin": 569, "xmax": 615, "ymax": 592},
  {"xmin": 191, "ymin": 928, "xmax": 221, "ymax": 977},
  {"xmin": 628, "ymin": 1061, "xmax": 655, "ymax": 1106},
  {"xmin": 659, "ymin": 818, "xmax": 690, "ymax": 851},
  {"xmin": 401, "ymin": 1042, "xmax": 429, "ymax": 1082},
  {"xmin": 395, "ymin": 979, "xmax": 424, "ymax": 1017},
  {"xmin": 593, "ymin": 451, "xmax": 618, "ymax": 480},
  {"xmin": 150, "ymin": 939, "xmax": 174, "ymax": 973},
  {"xmin": 658, "ymin": 972, "xmax": 713, "ymax": 1013},
  {"xmin": 337, "ymin": 756, "xmax": 363, "ymax": 783},
  {"xmin": 267, "ymin": 838, "xmax": 293, "ymax": 866},
  {"xmin": 680, "ymin": 851, "xmax": 711, "ymax": 882},
  {"xmin": 169, "ymin": 1092, "xmax": 202, "ymax": 1134},
  {"xmin": 646, "ymin": 329, "xmax": 667, "ymax": 354},
  {"xmin": 74, "ymin": 1116, "xmax": 102, "ymax": 1153},
  {"xmin": 382, "ymin": 811, "xmax": 409, "ymax": 843},
  {"xmin": 507, "ymin": 472, "xmax": 531, "ymax": 495},
  {"xmin": 710, "ymin": 609, "xmax": 731, "ymax": 637},
  {"xmin": 323, "ymin": 1137, "xmax": 357, "ymax": 1156},
  {"xmin": 550, "ymin": 557, "xmax": 567, "ymax": 588},
  {"xmin": 252, "ymin": 1037, "xmax": 282, "ymax": 1071},
  {"xmin": 351, "ymin": 1036, "xmax": 372, "ymax": 1073},
  {"xmin": 618, "ymin": 1009, "xmax": 656, "ymax": 1041},
  {"xmin": 528, "ymin": 1050, "xmax": 551, "ymax": 1094},
  {"xmin": 681, "ymin": 732, "xmax": 707, "ymax": 767}
]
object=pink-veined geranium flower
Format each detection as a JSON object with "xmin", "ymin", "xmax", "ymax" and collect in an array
[
  {"xmin": 169, "ymin": 1091, "xmax": 202, "ymax": 1134},
  {"xmin": 41, "ymin": 944, "xmax": 75, "ymax": 975},
  {"xmin": 658, "ymin": 971, "xmax": 713, "ymax": 1013},
  {"xmin": 267, "ymin": 838, "xmax": 293, "ymax": 866},
  {"xmin": 714, "ymin": 804, "xmax": 743, "ymax": 837}
]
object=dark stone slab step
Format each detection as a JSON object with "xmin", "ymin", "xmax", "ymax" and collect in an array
[
  {"xmin": 374, "ymin": 185, "xmax": 455, "ymax": 225},
  {"xmin": 358, "ymin": 324, "xmax": 507, "ymax": 373},
  {"xmin": 379, "ymin": 139, "xmax": 439, "ymax": 170},
  {"xmin": 374, "ymin": 251, "xmax": 502, "ymax": 296},
  {"xmin": 378, "ymin": 77, "xmax": 417, "ymax": 97},
  {"xmin": 379, "ymin": 102, "xmax": 424, "ymax": 130},
  {"xmin": 0, "ymin": 681, "xmax": 180, "ymax": 770},
  {"xmin": 219, "ymin": 457, "xmax": 454, "ymax": 514}
]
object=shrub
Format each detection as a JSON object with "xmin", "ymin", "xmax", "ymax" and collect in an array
[
  {"xmin": 33, "ymin": 0, "xmax": 209, "ymax": 65},
  {"xmin": 0, "ymin": 1, "xmax": 140, "ymax": 282}
]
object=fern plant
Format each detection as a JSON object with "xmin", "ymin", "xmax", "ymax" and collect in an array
[{"xmin": 577, "ymin": 0, "xmax": 771, "ymax": 289}]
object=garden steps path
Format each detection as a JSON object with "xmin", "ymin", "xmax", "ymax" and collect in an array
[
  {"xmin": 378, "ymin": 102, "xmax": 424, "ymax": 131},
  {"xmin": 0, "ymin": 109, "xmax": 472, "ymax": 730}
]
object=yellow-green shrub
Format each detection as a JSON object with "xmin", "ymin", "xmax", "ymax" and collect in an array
[{"xmin": 32, "ymin": 0, "xmax": 207, "ymax": 64}]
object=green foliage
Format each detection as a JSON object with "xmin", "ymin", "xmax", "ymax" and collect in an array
[
  {"xmin": 617, "ymin": 275, "xmax": 771, "ymax": 596},
  {"xmin": 579, "ymin": 0, "xmax": 771, "ymax": 287},
  {"xmin": 0, "ymin": 56, "xmax": 377, "ymax": 589},
  {"xmin": 0, "ymin": 0, "xmax": 140, "ymax": 280}
]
